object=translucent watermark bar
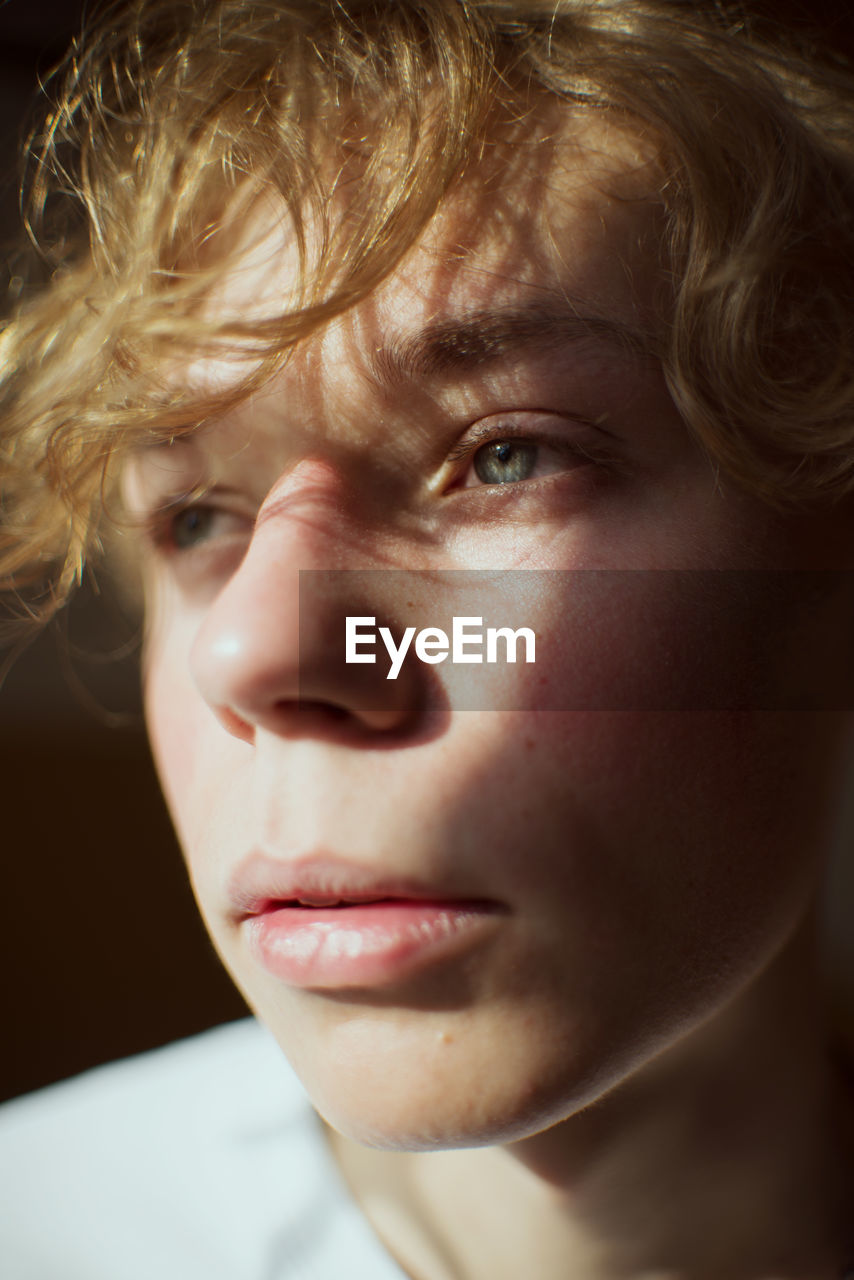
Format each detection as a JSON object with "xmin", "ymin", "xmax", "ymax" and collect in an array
[{"xmin": 298, "ymin": 570, "xmax": 854, "ymax": 712}]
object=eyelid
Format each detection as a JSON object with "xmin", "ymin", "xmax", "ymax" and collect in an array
[
  {"xmin": 131, "ymin": 486, "xmax": 252, "ymax": 554},
  {"xmin": 126, "ymin": 482, "xmax": 209, "ymax": 542},
  {"xmin": 445, "ymin": 414, "xmax": 615, "ymax": 468}
]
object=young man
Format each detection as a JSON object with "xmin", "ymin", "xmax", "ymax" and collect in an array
[{"xmin": 1, "ymin": 1, "xmax": 854, "ymax": 1276}]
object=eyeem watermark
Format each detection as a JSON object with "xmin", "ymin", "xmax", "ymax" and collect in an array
[
  {"xmin": 346, "ymin": 616, "xmax": 536, "ymax": 680},
  {"xmin": 300, "ymin": 570, "xmax": 854, "ymax": 710}
]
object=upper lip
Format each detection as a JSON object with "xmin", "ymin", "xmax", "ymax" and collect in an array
[{"xmin": 227, "ymin": 851, "xmax": 500, "ymax": 919}]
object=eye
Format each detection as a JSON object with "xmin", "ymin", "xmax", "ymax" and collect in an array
[
  {"xmin": 148, "ymin": 499, "xmax": 251, "ymax": 556},
  {"xmin": 450, "ymin": 421, "xmax": 600, "ymax": 492},
  {"xmin": 472, "ymin": 440, "xmax": 539, "ymax": 485},
  {"xmin": 170, "ymin": 504, "xmax": 221, "ymax": 550}
]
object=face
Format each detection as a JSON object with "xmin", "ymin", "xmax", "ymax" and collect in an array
[{"xmin": 126, "ymin": 114, "xmax": 854, "ymax": 1151}]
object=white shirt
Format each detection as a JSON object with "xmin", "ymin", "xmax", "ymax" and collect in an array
[{"xmin": 0, "ymin": 1019, "xmax": 408, "ymax": 1279}]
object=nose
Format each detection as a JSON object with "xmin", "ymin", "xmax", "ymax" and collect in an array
[{"xmin": 190, "ymin": 460, "xmax": 421, "ymax": 743}]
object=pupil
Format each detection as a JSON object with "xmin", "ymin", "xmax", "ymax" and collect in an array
[
  {"xmin": 473, "ymin": 440, "xmax": 537, "ymax": 485},
  {"xmin": 172, "ymin": 507, "xmax": 209, "ymax": 548}
]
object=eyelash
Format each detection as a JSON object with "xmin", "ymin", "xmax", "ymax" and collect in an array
[
  {"xmin": 137, "ymin": 492, "xmax": 244, "ymax": 555},
  {"xmin": 446, "ymin": 419, "xmax": 612, "ymax": 480}
]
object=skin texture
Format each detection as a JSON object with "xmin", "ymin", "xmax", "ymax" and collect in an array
[{"xmin": 126, "ymin": 119, "xmax": 854, "ymax": 1277}]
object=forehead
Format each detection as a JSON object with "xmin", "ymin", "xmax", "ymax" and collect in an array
[
  {"xmin": 371, "ymin": 114, "xmax": 662, "ymax": 330},
  {"xmin": 182, "ymin": 109, "xmax": 664, "ymax": 390}
]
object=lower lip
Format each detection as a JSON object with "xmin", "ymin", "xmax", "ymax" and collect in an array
[{"xmin": 245, "ymin": 899, "xmax": 503, "ymax": 988}]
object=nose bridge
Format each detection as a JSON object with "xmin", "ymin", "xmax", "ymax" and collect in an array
[
  {"xmin": 189, "ymin": 456, "xmax": 418, "ymax": 738},
  {"xmin": 254, "ymin": 456, "xmax": 349, "ymax": 542}
]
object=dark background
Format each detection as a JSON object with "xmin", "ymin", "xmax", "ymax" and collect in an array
[{"xmin": 0, "ymin": 0, "xmax": 247, "ymax": 1106}]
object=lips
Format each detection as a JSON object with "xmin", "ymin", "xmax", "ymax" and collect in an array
[{"xmin": 228, "ymin": 852, "xmax": 507, "ymax": 989}]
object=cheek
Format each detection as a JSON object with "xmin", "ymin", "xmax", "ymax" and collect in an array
[
  {"xmin": 144, "ymin": 670, "xmax": 197, "ymax": 819},
  {"xmin": 490, "ymin": 568, "xmax": 854, "ymax": 715},
  {"xmin": 446, "ymin": 706, "xmax": 834, "ymax": 1087},
  {"xmin": 142, "ymin": 601, "xmax": 216, "ymax": 842},
  {"xmin": 519, "ymin": 715, "xmax": 842, "ymax": 1085},
  {"xmin": 436, "ymin": 557, "xmax": 852, "ymax": 984},
  {"xmin": 466, "ymin": 560, "xmax": 848, "ymax": 919},
  {"xmin": 464, "ymin": 569, "xmax": 850, "ymax": 940}
]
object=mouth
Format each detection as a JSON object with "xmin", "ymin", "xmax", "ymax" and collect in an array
[{"xmin": 229, "ymin": 853, "xmax": 507, "ymax": 989}]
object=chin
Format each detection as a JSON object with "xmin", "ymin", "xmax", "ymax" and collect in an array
[{"xmin": 253, "ymin": 992, "xmax": 635, "ymax": 1152}]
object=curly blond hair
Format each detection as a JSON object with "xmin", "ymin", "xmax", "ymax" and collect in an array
[{"xmin": 2, "ymin": 0, "xmax": 854, "ymax": 627}]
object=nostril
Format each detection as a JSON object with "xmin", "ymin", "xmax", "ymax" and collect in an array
[
  {"xmin": 294, "ymin": 700, "xmax": 349, "ymax": 719},
  {"xmin": 284, "ymin": 700, "xmax": 354, "ymax": 732},
  {"xmin": 271, "ymin": 698, "xmax": 404, "ymax": 736}
]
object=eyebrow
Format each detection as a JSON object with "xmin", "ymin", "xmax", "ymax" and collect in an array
[{"xmin": 370, "ymin": 300, "xmax": 657, "ymax": 386}]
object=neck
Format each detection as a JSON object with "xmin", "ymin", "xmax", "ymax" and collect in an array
[{"xmin": 324, "ymin": 921, "xmax": 854, "ymax": 1280}]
